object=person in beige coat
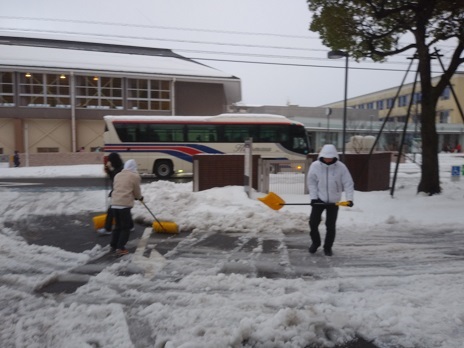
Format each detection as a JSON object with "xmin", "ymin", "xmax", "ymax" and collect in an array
[{"xmin": 110, "ymin": 159, "xmax": 143, "ymax": 256}]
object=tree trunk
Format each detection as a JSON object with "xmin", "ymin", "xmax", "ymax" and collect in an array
[{"xmin": 418, "ymin": 99, "xmax": 441, "ymax": 194}]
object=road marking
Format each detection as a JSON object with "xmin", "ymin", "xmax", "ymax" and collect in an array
[{"xmin": 133, "ymin": 227, "xmax": 167, "ymax": 279}]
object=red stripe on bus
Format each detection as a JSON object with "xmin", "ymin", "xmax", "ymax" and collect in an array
[{"xmin": 104, "ymin": 145, "xmax": 204, "ymax": 155}]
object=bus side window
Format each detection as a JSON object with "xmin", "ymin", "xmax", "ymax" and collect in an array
[
  {"xmin": 208, "ymin": 134, "xmax": 215, "ymax": 142},
  {"xmin": 135, "ymin": 128, "xmax": 142, "ymax": 142}
]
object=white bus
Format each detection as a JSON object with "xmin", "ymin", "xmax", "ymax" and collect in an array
[{"xmin": 103, "ymin": 113, "xmax": 310, "ymax": 178}]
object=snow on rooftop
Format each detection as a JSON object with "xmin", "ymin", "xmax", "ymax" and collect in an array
[{"xmin": 1, "ymin": 44, "xmax": 235, "ymax": 79}]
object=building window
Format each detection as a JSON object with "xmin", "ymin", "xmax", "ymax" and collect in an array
[
  {"xmin": 19, "ymin": 72, "xmax": 70, "ymax": 107},
  {"xmin": 47, "ymin": 74, "xmax": 70, "ymax": 107},
  {"xmin": 439, "ymin": 110, "xmax": 450, "ymax": 123},
  {"xmin": 398, "ymin": 95, "xmax": 408, "ymax": 107},
  {"xmin": 0, "ymin": 72, "xmax": 15, "ymax": 106},
  {"xmin": 376, "ymin": 100, "xmax": 384, "ymax": 110},
  {"xmin": 441, "ymin": 86, "xmax": 450, "ymax": 100},
  {"xmin": 19, "ymin": 72, "xmax": 47, "ymax": 107},
  {"xmin": 413, "ymin": 92, "xmax": 422, "ymax": 104},
  {"xmin": 386, "ymin": 98, "xmax": 395, "ymax": 108},
  {"xmin": 75, "ymin": 76, "xmax": 123, "ymax": 109},
  {"xmin": 127, "ymin": 78, "xmax": 171, "ymax": 111},
  {"xmin": 366, "ymin": 102, "xmax": 374, "ymax": 109}
]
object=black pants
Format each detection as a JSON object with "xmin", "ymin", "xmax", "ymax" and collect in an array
[
  {"xmin": 105, "ymin": 207, "xmax": 134, "ymax": 232},
  {"xmin": 309, "ymin": 204, "xmax": 339, "ymax": 250},
  {"xmin": 111, "ymin": 208, "xmax": 132, "ymax": 250}
]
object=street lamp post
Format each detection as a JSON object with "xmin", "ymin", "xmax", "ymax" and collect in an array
[
  {"xmin": 325, "ymin": 107, "xmax": 332, "ymax": 144},
  {"xmin": 327, "ymin": 50, "xmax": 349, "ymax": 162}
]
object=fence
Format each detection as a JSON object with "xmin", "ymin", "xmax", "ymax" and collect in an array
[{"xmin": 258, "ymin": 159, "xmax": 311, "ymax": 194}]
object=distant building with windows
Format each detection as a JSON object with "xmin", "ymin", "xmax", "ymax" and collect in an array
[
  {"xmin": 322, "ymin": 73, "xmax": 464, "ymax": 151},
  {"xmin": 0, "ymin": 36, "xmax": 241, "ymax": 155},
  {"xmin": 322, "ymin": 74, "xmax": 464, "ymax": 125}
]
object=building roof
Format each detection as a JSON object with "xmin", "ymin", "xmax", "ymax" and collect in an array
[{"xmin": 0, "ymin": 36, "xmax": 238, "ymax": 81}]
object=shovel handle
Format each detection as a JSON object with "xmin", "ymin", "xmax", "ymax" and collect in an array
[
  {"xmin": 279, "ymin": 201, "xmax": 351, "ymax": 207},
  {"xmin": 141, "ymin": 201, "xmax": 168, "ymax": 233}
]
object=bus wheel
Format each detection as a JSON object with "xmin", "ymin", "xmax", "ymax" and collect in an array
[{"xmin": 154, "ymin": 160, "xmax": 173, "ymax": 179}]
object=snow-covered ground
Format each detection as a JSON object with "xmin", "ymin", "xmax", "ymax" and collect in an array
[{"xmin": 1, "ymin": 153, "xmax": 464, "ymax": 348}]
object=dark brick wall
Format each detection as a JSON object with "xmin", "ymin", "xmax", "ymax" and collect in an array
[
  {"xmin": 308, "ymin": 152, "xmax": 391, "ymax": 192},
  {"xmin": 175, "ymin": 82, "xmax": 226, "ymax": 116},
  {"xmin": 193, "ymin": 154, "xmax": 260, "ymax": 191}
]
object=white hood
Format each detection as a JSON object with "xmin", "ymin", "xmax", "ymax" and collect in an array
[
  {"xmin": 318, "ymin": 144, "xmax": 339, "ymax": 159},
  {"xmin": 124, "ymin": 159, "xmax": 138, "ymax": 173}
]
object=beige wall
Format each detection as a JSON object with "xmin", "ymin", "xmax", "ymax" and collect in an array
[
  {"xmin": 449, "ymin": 77, "xmax": 464, "ymax": 124},
  {"xmin": 6, "ymin": 152, "xmax": 104, "ymax": 167},
  {"xmin": 77, "ymin": 120, "xmax": 105, "ymax": 152},
  {"xmin": 0, "ymin": 118, "xmax": 16, "ymax": 154},
  {"xmin": 0, "ymin": 118, "xmax": 106, "ymax": 154},
  {"xmin": 26, "ymin": 118, "xmax": 72, "ymax": 152},
  {"xmin": 2, "ymin": 119, "xmax": 108, "ymax": 153}
]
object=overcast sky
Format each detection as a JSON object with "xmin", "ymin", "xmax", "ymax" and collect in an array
[{"xmin": 1, "ymin": 0, "xmax": 460, "ymax": 107}]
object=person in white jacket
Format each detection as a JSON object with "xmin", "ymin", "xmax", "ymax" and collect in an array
[
  {"xmin": 306, "ymin": 144, "xmax": 354, "ymax": 256},
  {"xmin": 110, "ymin": 159, "xmax": 143, "ymax": 257}
]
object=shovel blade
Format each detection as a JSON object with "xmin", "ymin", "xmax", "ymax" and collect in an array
[
  {"xmin": 153, "ymin": 221, "xmax": 179, "ymax": 234},
  {"xmin": 92, "ymin": 214, "xmax": 115, "ymax": 230},
  {"xmin": 92, "ymin": 214, "xmax": 107, "ymax": 230},
  {"xmin": 258, "ymin": 192, "xmax": 286, "ymax": 211}
]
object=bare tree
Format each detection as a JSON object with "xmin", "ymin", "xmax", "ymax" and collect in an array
[{"xmin": 308, "ymin": 0, "xmax": 464, "ymax": 194}]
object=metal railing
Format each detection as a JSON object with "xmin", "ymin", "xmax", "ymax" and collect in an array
[{"xmin": 258, "ymin": 158, "xmax": 311, "ymax": 194}]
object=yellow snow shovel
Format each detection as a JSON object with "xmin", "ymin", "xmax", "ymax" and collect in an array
[
  {"xmin": 141, "ymin": 201, "xmax": 179, "ymax": 234},
  {"xmin": 258, "ymin": 192, "xmax": 351, "ymax": 211},
  {"xmin": 92, "ymin": 213, "xmax": 114, "ymax": 230}
]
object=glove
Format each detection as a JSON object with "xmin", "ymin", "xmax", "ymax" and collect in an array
[{"xmin": 347, "ymin": 201, "xmax": 354, "ymax": 207}]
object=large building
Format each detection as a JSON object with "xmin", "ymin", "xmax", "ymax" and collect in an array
[
  {"xmin": 322, "ymin": 74, "xmax": 464, "ymax": 150},
  {"xmin": 0, "ymin": 36, "xmax": 241, "ymax": 155},
  {"xmin": 323, "ymin": 74, "xmax": 464, "ymax": 124}
]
